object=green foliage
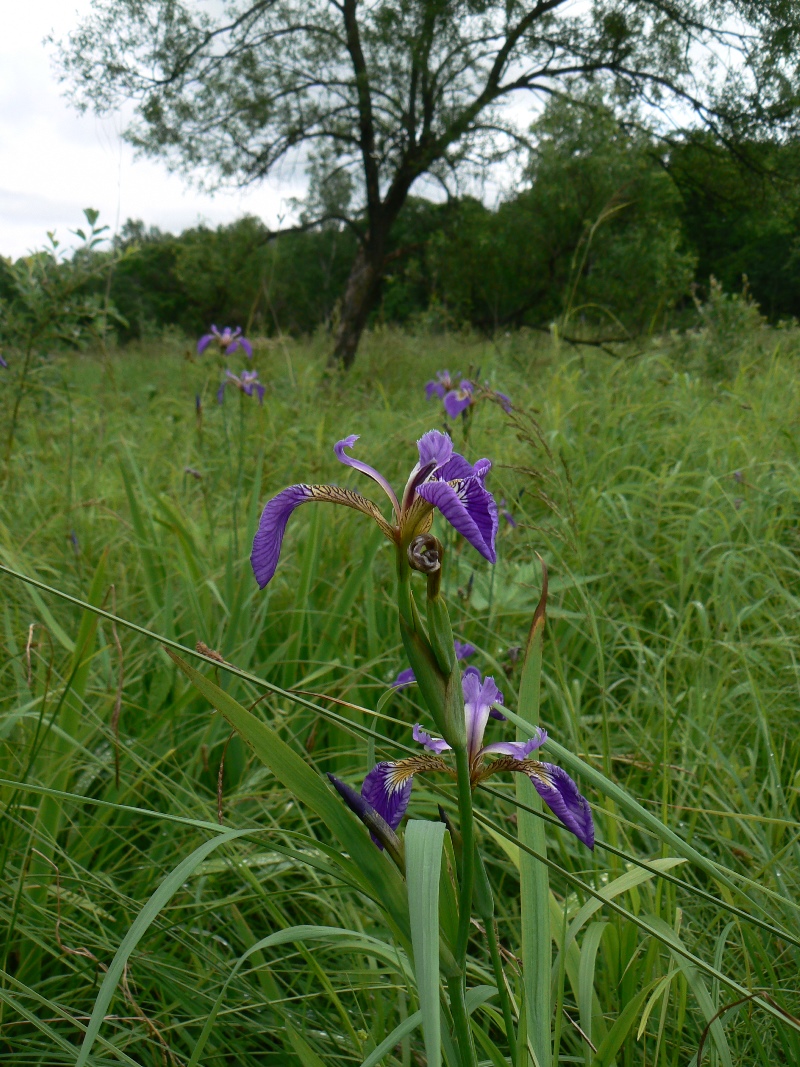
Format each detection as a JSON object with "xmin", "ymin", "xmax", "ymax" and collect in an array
[{"xmin": 2, "ymin": 327, "xmax": 800, "ymax": 1063}]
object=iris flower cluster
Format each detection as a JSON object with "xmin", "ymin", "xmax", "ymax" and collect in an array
[
  {"xmin": 250, "ymin": 430, "xmax": 593, "ymax": 850},
  {"xmin": 197, "ymin": 325, "xmax": 253, "ymax": 358},
  {"xmin": 426, "ymin": 370, "xmax": 512, "ymax": 419}
]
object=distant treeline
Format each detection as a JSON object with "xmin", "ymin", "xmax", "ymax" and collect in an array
[{"xmin": 9, "ymin": 101, "xmax": 800, "ymax": 344}]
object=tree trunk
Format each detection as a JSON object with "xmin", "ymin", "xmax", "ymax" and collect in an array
[{"xmin": 330, "ymin": 240, "xmax": 385, "ymax": 369}]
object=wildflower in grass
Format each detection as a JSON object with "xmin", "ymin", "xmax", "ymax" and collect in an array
[
  {"xmin": 393, "ymin": 639, "xmax": 478, "ymax": 689},
  {"xmin": 499, "ymin": 497, "xmax": 517, "ymax": 527},
  {"xmin": 197, "ymin": 325, "xmax": 253, "ymax": 358},
  {"xmin": 426, "ymin": 371, "xmax": 512, "ymax": 419},
  {"xmin": 251, "ymin": 429, "xmax": 498, "ymax": 588},
  {"xmin": 425, "ymin": 369, "xmax": 458, "ymax": 399},
  {"xmin": 337, "ymin": 666, "xmax": 594, "ymax": 849},
  {"xmin": 217, "ymin": 369, "xmax": 265, "ymax": 405}
]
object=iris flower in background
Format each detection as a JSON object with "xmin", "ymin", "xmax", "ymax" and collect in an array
[
  {"xmin": 349, "ymin": 665, "xmax": 594, "ymax": 849},
  {"xmin": 393, "ymin": 639, "xmax": 478, "ymax": 690},
  {"xmin": 251, "ymin": 430, "xmax": 498, "ymax": 589},
  {"xmin": 217, "ymin": 369, "xmax": 265, "ymax": 405},
  {"xmin": 425, "ymin": 369, "xmax": 458, "ymax": 399},
  {"xmin": 499, "ymin": 497, "xmax": 517, "ymax": 527},
  {"xmin": 426, "ymin": 370, "xmax": 512, "ymax": 419},
  {"xmin": 0, "ymin": 353, "xmax": 7, "ymax": 369},
  {"xmin": 197, "ymin": 325, "xmax": 253, "ymax": 358}
]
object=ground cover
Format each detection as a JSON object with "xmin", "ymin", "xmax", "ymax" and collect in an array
[{"xmin": 1, "ymin": 327, "xmax": 799, "ymax": 1065}]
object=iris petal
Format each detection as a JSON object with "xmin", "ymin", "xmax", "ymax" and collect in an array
[
  {"xmin": 416, "ymin": 429, "xmax": 453, "ymax": 470},
  {"xmin": 335, "ymin": 435, "xmax": 400, "ymax": 517},
  {"xmin": 361, "ymin": 762, "xmax": 413, "ymax": 843},
  {"xmin": 481, "ymin": 729, "xmax": 547, "ymax": 759},
  {"xmin": 250, "ymin": 484, "xmax": 314, "ymax": 588},
  {"xmin": 392, "ymin": 666, "xmax": 416, "ymax": 689},
  {"xmin": 416, "ymin": 476, "xmax": 498, "ymax": 562},
  {"xmin": 197, "ymin": 334, "xmax": 213, "ymax": 354},
  {"xmin": 412, "ymin": 723, "xmax": 451, "ymax": 754},
  {"xmin": 528, "ymin": 763, "xmax": 595, "ymax": 849}
]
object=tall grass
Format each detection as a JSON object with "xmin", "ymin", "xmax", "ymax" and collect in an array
[{"xmin": 1, "ymin": 326, "xmax": 799, "ymax": 1064}]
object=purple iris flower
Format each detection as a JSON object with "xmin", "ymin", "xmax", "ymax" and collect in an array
[
  {"xmin": 443, "ymin": 380, "xmax": 476, "ymax": 419},
  {"xmin": 360, "ymin": 666, "xmax": 594, "ymax": 849},
  {"xmin": 393, "ymin": 639, "xmax": 478, "ymax": 689},
  {"xmin": 197, "ymin": 325, "xmax": 254, "ymax": 358},
  {"xmin": 218, "ymin": 369, "xmax": 265, "ymax": 405},
  {"xmin": 425, "ymin": 369, "xmax": 458, "ymax": 400},
  {"xmin": 251, "ymin": 430, "xmax": 498, "ymax": 589}
]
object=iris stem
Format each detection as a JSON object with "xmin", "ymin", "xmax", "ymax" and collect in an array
[
  {"xmin": 447, "ymin": 973, "xmax": 477, "ymax": 1067},
  {"xmin": 485, "ymin": 919, "xmax": 518, "ymax": 1067}
]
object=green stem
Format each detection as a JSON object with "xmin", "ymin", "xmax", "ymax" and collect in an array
[
  {"xmin": 454, "ymin": 745, "xmax": 475, "ymax": 965},
  {"xmin": 485, "ymin": 919, "xmax": 517, "ymax": 1067},
  {"xmin": 447, "ymin": 974, "xmax": 477, "ymax": 1067}
]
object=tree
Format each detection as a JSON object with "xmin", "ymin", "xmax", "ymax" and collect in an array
[{"xmin": 56, "ymin": 1, "xmax": 800, "ymax": 367}]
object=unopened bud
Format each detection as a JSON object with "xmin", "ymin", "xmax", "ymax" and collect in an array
[{"xmin": 408, "ymin": 533, "xmax": 443, "ymax": 574}]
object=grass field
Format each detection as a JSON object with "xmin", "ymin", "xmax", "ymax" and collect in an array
[{"xmin": 1, "ymin": 326, "xmax": 799, "ymax": 1066}]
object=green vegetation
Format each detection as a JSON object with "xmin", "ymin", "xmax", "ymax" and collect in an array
[{"xmin": 2, "ymin": 326, "xmax": 800, "ymax": 1064}]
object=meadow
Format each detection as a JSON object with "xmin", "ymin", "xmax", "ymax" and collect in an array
[{"xmin": 1, "ymin": 325, "xmax": 799, "ymax": 1066}]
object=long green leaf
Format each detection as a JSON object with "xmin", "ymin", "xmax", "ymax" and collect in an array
[
  {"xmin": 406, "ymin": 819, "xmax": 446, "ymax": 1067},
  {"xmin": 168, "ymin": 651, "xmax": 410, "ymax": 937},
  {"xmin": 75, "ymin": 828, "xmax": 251, "ymax": 1067}
]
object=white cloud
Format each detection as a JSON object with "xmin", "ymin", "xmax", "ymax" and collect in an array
[{"xmin": 0, "ymin": 1, "xmax": 299, "ymax": 260}]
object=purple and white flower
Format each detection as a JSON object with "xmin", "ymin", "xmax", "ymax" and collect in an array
[
  {"xmin": 425, "ymin": 370, "xmax": 458, "ymax": 400},
  {"xmin": 359, "ymin": 667, "xmax": 594, "ymax": 850},
  {"xmin": 251, "ymin": 430, "xmax": 499, "ymax": 589},
  {"xmin": 197, "ymin": 325, "xmax": 253, "ymax": 358},
  {"xmin": 444, "ymin": 380, "xmax": 476, "ymax": 419},
  {"xmin": 218, "ymin": 369, "xmax": 265, "ymax": 405}
]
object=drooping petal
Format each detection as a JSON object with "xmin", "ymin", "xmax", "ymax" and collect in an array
[
  {"xmin": 444, "ymin": 383, "xmax": 474, "ymax": 419},
  {"xmin": 481, "ymin": 728, "xmax": 547, "ymax": 759},
  {"xmin": 250, "ymin": 485, "xmax": 315, "ymax": 588},
  {"xmin": 361, "ymin": 762, "xmax": 413, "ymax": 839},
  {"xmin": 216, "ymin": 381, "xmax": 226, "ymax": 404},
  {"xmin": 226, "ymin": 340, "xmax": 241, "ymax": 355},
  {"xmin": 494, "ymin": 391, "xmax": 512, "ymax": 413},
  {"xmin": 0, "ymin": 353, "xmax": 7, "ymax": 369},
  {"xmin": 528, "ymin": 763, "xmax": 595, "ymax": 849},
  {"xmin": 412, "ymin": 723, "xmax": 451, "ymax": 754},
  {"xmin": 251, "ymin": 483, "xmax": 395, "ymax": 588},
  {"xmin": 393, "ymin": 667, "xmax": 417, "ymax": 690},
  {"xmin": 255, "ymin": 383, "xmax": 265, "ymax": 405},
  {"xmin": 454, "ymin": 640, "xmax": 476, "ymax": 661},
  {"xmin": 416, "ymin": 475, "xmax": 498, "ymax": 562},
  {"xmin": 240, "ymin": 337, "xmax": 253, "ymax": 358},
  {"xmin": 327, "ymin": 773, "xmax": 404, "ymax": 859},
  {"xmin": 426, "ymin": 380, "xmax": 446, "ymax": 400},
  {"xmin": 197, "ymin": 334, "xmax": 214, "ymax": 355},
  {"xmin": 334, "ymin": 435, "xmax": 400, "ymax": 518}
]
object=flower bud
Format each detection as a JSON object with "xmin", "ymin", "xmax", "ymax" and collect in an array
[{"xmin": 407, "ymin": 533, "xmax": 443, "ymax": 574}]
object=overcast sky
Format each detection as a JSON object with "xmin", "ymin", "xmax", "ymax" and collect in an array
[{"xmin": 1, "ymin": 2, "xmax": 299, "ymax": 260}]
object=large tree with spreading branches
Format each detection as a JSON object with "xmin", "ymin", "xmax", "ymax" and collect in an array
[{"xmin": 56, "ymin": 1, "xmax": 800, "ymax": 367}]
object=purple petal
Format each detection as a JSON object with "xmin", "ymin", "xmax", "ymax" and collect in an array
[
  {"xmin": 216, "ymin": 382, "xmax": 226, "ymax": 404},
  {"xmin": 197, "ymin": 334, "xmax": 213, "ymax": 354},
  {"xmin": 454, "ymin": 641, "xmax": 476, "ymax": 661},
  {"xmin": 462, "ymin": 667, "xmax": 504, "ymax": 761},
  {"xmin": 0, "ymin": 353, "xmax": 9, "ymax": 369},
  {"xmin": 256, "ymin": 383, "xmax": 265, "ymax": 405},
  {"xmin": 481, "ymin": 729, "xmax": 547, "ymax": 759},
  {"xmin": 416, "ymin": 430, "xmax": 453, "ymax": 470},
  {"xmin": 415, "ymin": 476, "xmax": 498, "ymax": 562},
  {"xmin": 494, "ymin": 391, "xmax": 512, "ymax": 413},
  {"xmin": 444, "ymin": 386, "xmax": 473, "ymax": 419},
  {"xmin": 250, "ymin": 484, "xmax": 315, "ymax": 588},
  {"xmin": 393, "ymin": 667, "xmax": 417, "ymax": 690},
  {"xmin": 529, "ymin": 763, "xmax": 595, "ymax": 849},
  {"xmin": 334, "ymin": 435, "xmax": 400, "ymax": 517},
  {"xmin": 413, "ymin": 723, "xmax": 451, "ymax": 754},
  {"xmin": 226, "ymin": 340, "xmax": 240, "ymax": 355},
  {"xmin": 426, "ymin": 381, "xmax": 446, "ymax": 400},
  {"xmin": 362, "ymin": 762, "xmax": 413, "ymax": 838},
  {"xmin": 241, "ymin": 337, "xmax": 253, "ymax": 358},
  {"xmin": 489, "ymin": 687, "xmax": 506, "ymax": 721},
  {"xmin": 436, "ymin": 453, "xmax": 476, "ymax": 482}
]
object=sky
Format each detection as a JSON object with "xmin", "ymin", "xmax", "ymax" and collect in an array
[{"xmin": 0, "ymin": 2, "xmax": 298, "ymax": 260}]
